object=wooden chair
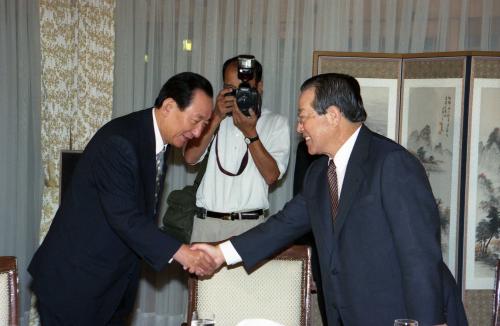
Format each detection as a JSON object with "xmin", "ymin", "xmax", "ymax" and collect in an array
[
  {"xmin": 0, "ymin": 256, "xmax": 19, "ymax": 326},
  {"xmin": 185, "ymin": 245, "xmax": 312, "ymax": 326},
  {"xmin": 494, "ymin": 259, "xmax": 500, "ymax": 326}
]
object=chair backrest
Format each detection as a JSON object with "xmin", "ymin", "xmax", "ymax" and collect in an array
[
  {"xmin": 0, "ymin": 256, "xmax": 18, "ymax": 326},
  {"xmin": 186, "ymin": 245, "xmax": 312, "ymax": 326},
  {"xmin": 494, "ymin": 259, "xmax": 500, "ymax": 326}
]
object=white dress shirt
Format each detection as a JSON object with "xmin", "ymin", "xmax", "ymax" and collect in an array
[{"xmin": 152, "ymin": 108, "xmax": 168, "ymax": 155}]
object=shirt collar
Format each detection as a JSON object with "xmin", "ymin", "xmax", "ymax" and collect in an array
[
  {"xmin": 152, "ymin": 108, "xmax": 168, "ymax": 155},
  {"xmin": 329, "ymin": 125, "xmax": 362, "ymax": 171}
]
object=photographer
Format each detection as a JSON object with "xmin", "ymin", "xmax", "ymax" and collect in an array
[{"xmin": 184, "ymin": 55, "xmax": 290, "ymax": 242}]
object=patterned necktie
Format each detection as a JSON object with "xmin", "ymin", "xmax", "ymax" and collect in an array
[
  {"xmin": 327, "ymin": 160, "xmax": 339, "ymax": 222},
  {"xmin": 154, "ymin": 146, "xmax": 166, "ymax": 212}
]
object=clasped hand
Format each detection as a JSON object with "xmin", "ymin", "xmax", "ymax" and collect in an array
[{"xmin": 173, "ymin": 244, "xmax": 225, "ymax": 277}]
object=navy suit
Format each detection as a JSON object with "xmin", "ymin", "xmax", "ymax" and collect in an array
[
  {"xmin": 442, "ymin": 262, "xmax": 468, "ymax": 326},
  {"xmin": 29, "ymin": 109, "xmax": 181, "ymax": 325},
  {"xmin": 232, "ymin": 125, "xmax": 446, "ymax": 325}
]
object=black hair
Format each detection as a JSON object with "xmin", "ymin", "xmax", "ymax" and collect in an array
[
  {"xmin": 222, "ymin": 55, "xmax": 263, "ymax": 83},
  {"xmin": 154, "ymin": 72, "xmax": 213, "ymax": 110},
  {"xmin": 300, "ymin": 73, "xmax": 367, "ymax": 123}
]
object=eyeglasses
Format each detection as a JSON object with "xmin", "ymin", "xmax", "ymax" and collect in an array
[{"xmin": 297, "ymin": 111, "xmax": 317, "ymax": 124}]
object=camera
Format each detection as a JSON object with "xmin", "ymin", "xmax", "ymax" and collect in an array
[{"xmin": 225, "ymin": 55, "xmax": 262, "ymax": 117}]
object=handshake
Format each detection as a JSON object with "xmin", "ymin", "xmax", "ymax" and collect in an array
[{"xmin": 172, "ymin": 243, "xmax": 227, "ymax": 276}]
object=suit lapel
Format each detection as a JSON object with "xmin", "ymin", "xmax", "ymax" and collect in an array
[
  {"xmin": 333, "ymin": 125, "xmax": 371, "ymax": 242},
  {"xmin": 138, "ymin": 109, "xmax": 157, "ymax": 217}
]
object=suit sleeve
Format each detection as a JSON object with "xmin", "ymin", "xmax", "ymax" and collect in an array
[
  {"xmin": 232, "ymin": 189, "xmax": 312, "ymax": 271},
  {"xmin": 91, "ymin": 136, "xmax": 181, "ymax": 271},
  {"xmin": 381, "ymin": 150, "xmax": 445, "ymax": 324}
]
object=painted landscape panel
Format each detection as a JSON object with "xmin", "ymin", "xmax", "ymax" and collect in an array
[
  {"xmin": 465, "ymin": 78, "xmax": 500, "ymax": 289},
  {"xmin": 401, "ymin": 79, "xmax": 463, "ymax": 276}
]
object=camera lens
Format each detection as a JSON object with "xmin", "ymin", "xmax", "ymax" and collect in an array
[{"xmin": 223, "ymin": 89, "xmax": 236, "ymax": 97}]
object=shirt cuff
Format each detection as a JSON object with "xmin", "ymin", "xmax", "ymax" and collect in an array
[{"xmin": 219, "ymin": 241, "xmax": 242, "ymax": 265}]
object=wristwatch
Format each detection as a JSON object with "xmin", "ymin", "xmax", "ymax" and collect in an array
[{"xmin": 244, "ymin": 134, "xmax": 259, "ymax": 145}]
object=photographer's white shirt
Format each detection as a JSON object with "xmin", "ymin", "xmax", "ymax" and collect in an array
[{"xmin": 194, "ymin": 108, "xmax": 290, "ymax": 213}]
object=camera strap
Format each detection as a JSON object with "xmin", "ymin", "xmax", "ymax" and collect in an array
[{"xmin": 214, "ymin": 130, "xmax": 249, "ymax": 177}]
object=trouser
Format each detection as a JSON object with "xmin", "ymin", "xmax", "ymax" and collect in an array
[
  {"xmin": 190, "ymin": 215, "xmax": 266, "ymax": 243},
  {"xmin": 37, "ymin": 292, "xmax": 137, "ymax": 326},
  {"xmin": 36, "ymin": 269, "xmax": 139, "ymax": 326}
]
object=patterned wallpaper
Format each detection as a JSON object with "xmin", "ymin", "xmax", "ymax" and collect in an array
[
  {"xmin": 39, "ymin": 0, "xmax": 114, "ymax": 243},
  {"xmin": 31, "ymin": 0, "xmax": 115, "ymax": 324}
]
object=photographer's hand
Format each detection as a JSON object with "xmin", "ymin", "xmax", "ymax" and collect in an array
[
  {"xmin": 214, "ymin": 88, "xmax": 236, "ymax": 121},
  {"xmin": 234, "ymin": 106, "xmax": 280, "ymax": 185},
  {"xmin": 232, "ymin": 104, "xmax": 258, "ymax": 137}
]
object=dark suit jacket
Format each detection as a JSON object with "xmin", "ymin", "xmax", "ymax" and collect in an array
[
  {"xmin": 232, "ymin": 125, "xmax": 446, "ymax": 326},
  {"xmin": 442, "ymin": 263, "xmax": 468, "ymax": 326},
  {"xmin": 29, "ymin": 109, "xmax": 181, "ymax": 324}
]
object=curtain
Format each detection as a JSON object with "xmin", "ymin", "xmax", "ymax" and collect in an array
[
  {"xmin": 114, "ymin": 1, "xmax": 500, "ymax": 324},
  {"xmin": 0, "ymin": 0, "xmax": 42, "ymax": 325}
]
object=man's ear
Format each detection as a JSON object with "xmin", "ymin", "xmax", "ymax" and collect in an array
[
  {"xmin": 159, "ymin": 98, "xmax": 177, "ymax": 115},
  {"xmin": 326, "ymin": 105, "xmax": 341, "ymax": 125}
]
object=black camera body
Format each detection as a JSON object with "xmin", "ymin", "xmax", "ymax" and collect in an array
[
  {"xmin": 225, "ymin": 55, "xmax": 261, "ymax": 117},
  {"xmin": 226, "ymin": 85, "xmax": 260, "ymax": 117}
]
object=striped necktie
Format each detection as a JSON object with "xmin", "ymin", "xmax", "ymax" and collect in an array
[{"xmin": 327, "ymin": 160, "xmax": 339, "ymax": 222}]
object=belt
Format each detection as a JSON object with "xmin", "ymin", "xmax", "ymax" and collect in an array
[{"xmin": 204, "ymin": 209, "xmax": 264, "ymax": 220}]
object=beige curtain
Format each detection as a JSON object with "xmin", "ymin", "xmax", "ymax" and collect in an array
[{"xmin": 0, "ymin": 1, "xmax": 42, "ymax": 325}]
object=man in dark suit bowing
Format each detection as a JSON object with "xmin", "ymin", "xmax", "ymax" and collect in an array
[
  {"xmin": 194, "ymin": 73, "xmax": 453, "ymax": 325},
  {"xmin": 29, "ymin": 72, "xmax": 217, "ymax": 325}
]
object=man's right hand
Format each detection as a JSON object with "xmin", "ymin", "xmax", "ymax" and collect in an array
[
  {"xmin": 190, "ymin": 243, "xmax": 226, "ymax": 272},
  {"xmin": 214, "ymin": 87, "xmax": 236, "ymax": 120},
  {"xmin": 172, "ymin": 244, "xmax": 217, "ymax": 276}
]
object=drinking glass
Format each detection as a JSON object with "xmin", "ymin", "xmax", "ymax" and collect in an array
[
  {"xmin": 394, "ymin": 319, "xmax": 418, "ymax": 326},
  {"xmin": 191, "ymin": 312, "xmax": 215, "ymax": 326}
]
